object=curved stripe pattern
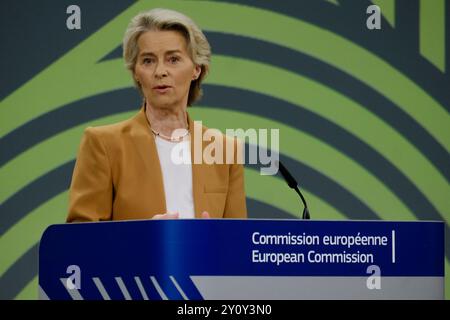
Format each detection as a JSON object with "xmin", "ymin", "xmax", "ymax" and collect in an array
[
  {"xmin": 1, "ymin": 85, "xmax": 445, "ymax": 225},
  {"xmin": 2, "ymin": 58, "xmax": 446, "ymax": 232},
  {"xmin": 2, "ymin": 55, "xmax": 448, "ymax": 222},
  {"xmin": 0, "ymin": 90, "xmax": 141, "ymax": 166},
  {"xmin": 98, "ymin": 32, "xmax": 449, "ymax": 183},
  {"xmin": 0, "ymin": 161, "xmax": 75, "ymax": 236},
  {"xmin": 173, "ymin": 1, "xmax": 450, "ymax": 150},
  {"xmin": 100, "ymin": 45, "xmax": 450, "ymax": 221},
  {"xmin": 201, "ymin": 86, "xmax": 446, "ymax": 222},
  {"xmin": 1, "ymin": 82, "xmax": 402, "ymax": 219},
  {"xmin": 0, "ymin": 243, "xmax": 38, "ymax": 300},
  {"xmin": 225, "ymin": 0, "xmax": 450, "ymax": 110},
  {"xmin": 205, "ymin": 32, "xmax": 450, "ymax": 183}
]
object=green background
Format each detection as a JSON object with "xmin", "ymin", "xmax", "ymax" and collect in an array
[{"xmin": 1, "ymin": 0, "xmax": 449, "ymax": 299}]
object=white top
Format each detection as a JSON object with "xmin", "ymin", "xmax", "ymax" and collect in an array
[{"xmin": 154, "ymin": 135, "xmax": 195, "ymax": 219}]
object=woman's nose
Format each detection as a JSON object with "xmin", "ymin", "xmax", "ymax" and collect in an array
[{"xmin": 154, "ymin": 62, "xmax": 168, "ymax": 78}]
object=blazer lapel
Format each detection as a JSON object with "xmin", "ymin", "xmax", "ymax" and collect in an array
[
  {"xmin": 129, "ymin": 107, "xmax": 167, "ymax": 215},
  {"xmin": 188, "ymin": 113, "xmax": 208, "ymax": 218}
]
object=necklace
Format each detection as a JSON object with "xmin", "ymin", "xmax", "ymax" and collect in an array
[{"xmin": 151, "ymin": 127, "xmax": 189, "ymax": 142}]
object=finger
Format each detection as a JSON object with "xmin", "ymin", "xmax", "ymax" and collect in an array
[
  {"xmin": 164, "ymin": 212, "xmax": 179, "ymax": 219},
  {"xmin": 201, "ymin": 211, "xmax": 210, "ymax": 219}
]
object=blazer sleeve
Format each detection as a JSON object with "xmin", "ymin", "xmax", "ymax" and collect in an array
[
  {"xmin": 223, "ymin": 138, "xmax": 247, "ymax": 218},
  {"xmin": 67, "ymin": 127, "xmax": 113, "ymax": 222}
]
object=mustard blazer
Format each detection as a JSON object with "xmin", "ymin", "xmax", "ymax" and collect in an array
[{"xmin": 67, "ymin": 107, "xmax": 247, "ymax": 222}]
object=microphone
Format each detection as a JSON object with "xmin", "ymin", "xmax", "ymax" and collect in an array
[{"xmin": 276, "ymin": 160, "xmax": 310, "ymax": 220}]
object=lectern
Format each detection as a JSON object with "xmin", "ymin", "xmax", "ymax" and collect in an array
[{"xmin": 39, "ymin": 219, "xmax": 444, "ymax": 300}]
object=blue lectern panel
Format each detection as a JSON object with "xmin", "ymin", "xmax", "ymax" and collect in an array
[{"xmin": 39, "ymin": 219, "xmax": 444, "ymax": 300}]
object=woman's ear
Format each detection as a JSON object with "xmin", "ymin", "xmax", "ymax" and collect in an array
[{"xmin": 193, "ymin": 65, "xmax": 201, "ymax": 80}]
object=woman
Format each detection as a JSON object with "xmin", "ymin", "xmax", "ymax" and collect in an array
[{"xmin": 67, "ymin": 8, "xmax": 247, "ymax": 222}]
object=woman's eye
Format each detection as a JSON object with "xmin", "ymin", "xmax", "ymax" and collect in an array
[
  {"xmin": 169, "ymin": 56, "xmax": 180, "ymax": 63},
  {"xmin": 143, "ymin": 58, "xmax": 153, "ymax": 64}
]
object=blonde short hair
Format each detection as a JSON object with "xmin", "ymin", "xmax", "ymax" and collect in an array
[{"xmin": 123, "ymin": 8, "xmax": 211, "ymax": 106}]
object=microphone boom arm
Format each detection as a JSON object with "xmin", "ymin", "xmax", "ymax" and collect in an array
[{"xmin": 276, "ymin": 160, "xmax": 311, "ymax": 220}]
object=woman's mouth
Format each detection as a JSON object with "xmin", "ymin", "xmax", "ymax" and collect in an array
[{"xmin": 153, "ymin": 85, "xmax": 172, "ymax": 94}]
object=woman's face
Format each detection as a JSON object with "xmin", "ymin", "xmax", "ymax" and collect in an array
[{"xmin": 134, "ymin": 30, "xmax": 201, "ymax": 109}]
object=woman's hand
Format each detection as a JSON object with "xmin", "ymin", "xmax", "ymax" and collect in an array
[
  {"xmin": 152, "ymin": 211, "xmax": 211, "ymax": 219},
  {"xmin": 152, "ymin": 211, "xmax": 179, "ymax": 219}
]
